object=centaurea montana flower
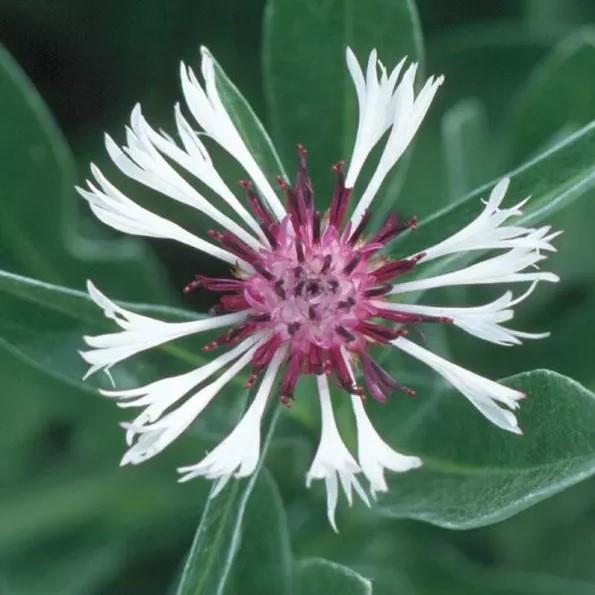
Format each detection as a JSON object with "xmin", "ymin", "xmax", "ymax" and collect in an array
[{"xmin": 78, "ymin": 47, "xmax": 559, "ymax": 530}]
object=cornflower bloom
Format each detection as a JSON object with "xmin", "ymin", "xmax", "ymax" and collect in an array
[{"xmin": 79, "ymin": 47, "xmax": 559, "ymax": 529}]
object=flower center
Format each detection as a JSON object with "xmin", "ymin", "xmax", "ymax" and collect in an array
[{"xmin": 185, "ymin": 147, "xmax": 444, "ymax": 403}]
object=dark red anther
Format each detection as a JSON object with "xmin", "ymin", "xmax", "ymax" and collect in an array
[
  {"xmin": 245, "ymin": 372, "xmax": 259, "ymax": 388},
  {"xmin": 371, "ymin": 258, "xmax": 420, "ymax": 283},
  {"xmin": 280, "ymin": 352, "xmax": 302, "ymax": 403},
  {"xmin": 329, "ymin": 162, "xmax": 348, "ymax": 228},
  {"xmin": 287, "ymin": 321, "xmax": 301, "ymax": 335},
  {"xmin": 183, "ymin": 275, "xmax": 203, "ymax": 294},
  {"xmin": 274, "ymin": 279, "xmax": 286, "ymax": 298},
  {"xmin": 308, "ymin": 305, "xmax": 318, "ymax": 320},
  {"xmin": 252, "ymin": 261, "xmax": 275, "ymax": 281},
  {"xmin": 250, "ymin": 312, "xmax": 272, "ymax": 322},
  {"xmin": 251, "ymin": 334, "xmax": 283, "ymax": 371},
  {"xmin": 343, "ymin": 252, "xmax": 362, "ymax": 275},
  {"xmin": 261, "ymin": 225, "xmax": 279, "ymax": 249},
  {"xmin": 320, "ymin": 254, "xmax": 332, "ymax": 274},
  {"xmin": 295, "ymin": 239, "xmax": 305, "ymax": 262},
  {"xmin": 357, "ymin": 321, "xmax": 404, "ymax": 343},
  {"xmin": 306, "ymin": 345, "xmax": 325, "ymax": 375},
  {"xmin": 240, "ymin": 180, "xmax": 276, "ymax": 229},
  {"xmin": 361, "ymin": 353, "xmax": 415, "ymax": 402},
  {"xmin": 327, "ymin": 278, "xmax": 339, "ymax": 293},
  {"xmin": 220, "ymin": 294, "xmax": 249, "ymax": 311},
  {"xmin": 335, "ymin": 325, "xmax": 356, "ymax": 342},
  {"xmin": 328, "ymin": 347, "xmax": 358, "ymax": 393},
  {"xmin": 364, "ymin": 284, "xmax": 392, "ymax": 297},
  {"xmin": 188, "ymin": 275, "xmax": 243, "ymax": 293},
  {"xmin": 370, "ymin": 213, "xmax": 400, "ymax": 246},
  {"xmin": 348, "ymin": 210, "xmax": 371, "ymax": 246},
  {"xmin": 312, "ymin": 211, "xmax": 321, "ymax": 244},
  {"xmin": 209, "ymin": 229, "xmax": 259, "ymax": 263},
  {"xmin": 337, "ymin": 296, "xmax": 356, "ymax": 310},
  {"xmin": 294, "ymin": 280, "xmax": 305, "ymax": 296},
  {"xmin": 376, "ymin": 309, "xmax": 453, "ymax": 325}
]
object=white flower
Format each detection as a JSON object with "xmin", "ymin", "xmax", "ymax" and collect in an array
[{"xmin": 79, "ymin": 46, "xmax": 559, "ymax": 528}]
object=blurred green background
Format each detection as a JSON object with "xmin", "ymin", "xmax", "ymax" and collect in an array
[{"xmin": 2, "ymin": 1, "xmax": 595, "ymax": 594}]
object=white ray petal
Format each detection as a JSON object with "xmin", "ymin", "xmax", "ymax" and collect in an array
[
  {"xmin": 101, "ymin": 335, "xmax": 263, "ymax": 432},
  {"xmin": 345, "ymin": 48, "xmax": 406, "ymax": 188},
  {"xmin": 77, "ymin": 164, "xmax": 246, "ymax": 269},
  {"xmin": 306, "ymin": 374, "xmax": 370, "ymax": 532},
  {"xmin": 392, "ymin": 337, "xmax": 524, "ymax": 434},
  {"xmin": 178, "ymin": 344, "xmax": 287, "ymax": 486},
  {"xmin": 350, "ymin": 396, "xmax": 422, "ymax": 497},
  {"xmin": 179, "ymin": 47, "xmax": 285, "ymax": 220},
  {"xmin": 418, "ymin": 179, "xmax": 561, "ymax": 262},
  {"xmin": 340, "ymin": 352, "xmax": 422, "ymax": 495},
  {"xmin": 145, "ymin": 103, "xmax": 266, "ymax": 241},
  {"xmin": 376, "ymin": 282, "xmax": 549, "ymax": 346},
  {"xmin": 120, "ymin": 340, "xmax": 260, "ymax": 465},
  {"xmin": 102, "ymin": 105, "xmax": 263, "ymax": 250},
  {"xmin": 80, "ymin": 281, "xmax": 248, "ymax": 378},
  {"xmin": 390, "ymin": 246, "xmax": 559, "ymax": 295},
  {"xmin": 350, "ymin": 68, "xmax": 444, "ymax": 226}
]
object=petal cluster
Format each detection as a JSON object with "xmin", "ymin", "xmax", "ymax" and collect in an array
[{"xmin": 79, "ymin": 46, "xmax": 559, "ymax": 529}]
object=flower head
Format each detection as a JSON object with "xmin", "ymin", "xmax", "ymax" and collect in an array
[{"xmin": 79, "ymin": 46, "xmax": 559, "ymax": 528}]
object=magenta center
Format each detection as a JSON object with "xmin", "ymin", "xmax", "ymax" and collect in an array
[{"xmin": 186, "ymin": 148, "xmax": 448, "ymax": 404}]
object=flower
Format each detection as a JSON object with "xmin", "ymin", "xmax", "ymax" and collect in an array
[{"xmin": 78, "ymin": 46, "xmax": 559, "ymax": 529}]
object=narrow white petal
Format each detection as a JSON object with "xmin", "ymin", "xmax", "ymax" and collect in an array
[
  {"xmin": 77, "ymin": 165, "xmax": 246, "ymax": 268},
  {"xmin": 351, "ymin": 396, "xmax": 422, "ymax": 496},
  {"xmin": 104, "ymin": 106, "xmax": 263, "ymax": 249},
  {"xmin": 180, "ymin": 48, "xmax": 286, "ymax": 220},
  {"xmin": 419, "ymin": 179, "xmax": 559, "ymax": 262},
  {"xmin": 392, "ymin": 337, "xmax": 524, "ymax": 434},
  {"xmin": 390, "ymin": 247, "xmax": 559, "ymax": 295},
  {"xmin": 344, "ymin": 49, "xmax": 407, "ymax": 189},
  {"xmin": 81, "ymin": 281, "xmax": 248, "ymax": 378},
  {"xmin": 306, "ymin": 375, "xmax": 369, "ymax": 531},
  {"xmin": 177, "ymin": 345, "xmax": 287, "ymax": 485},
  {"xmin": 350, "ymin": 71, "xmax": 444, "ymax": 226},
  {"xmin": 101, "ymin": 335, "xmax": 262, "ymax": 429},
  {"xmin": 121, "ymin": 339, "xmax": 260, "ymax": 464},
  {"xmin": 375, "ymin": 283, "xmax": 549, "ymax": 346}
]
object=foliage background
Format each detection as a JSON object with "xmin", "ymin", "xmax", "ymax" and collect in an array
[{"xmin": 1, "ymin": 1, "xmax": 595, "ymax": 593}]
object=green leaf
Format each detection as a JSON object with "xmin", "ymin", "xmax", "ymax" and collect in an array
[
  {"xmin": 296, "ymin": 558, "xmax": 372, "ymax": 595},
  {"xmin": 212, "ymin": 52, "xmax": 287, "ymax": 182},
  {"xmin": 175, "ymin": 407, "xmax": 283, "ymax": 595},
  {"xmin": 394, "ymin": 117, "xmax": 595, "ymax": 260},
  {"xmin": 224, "ymin": 470, "xmax": 293, "ymax": 595},
  {"xmin": 0, "ymin": 269, "xmax": 197, "ymax": 391},
  {"xmin": 506, "ymin": 28, "xmax": 595, "ymax": 163},
  {"xmin": 0, "ymin": 43, "xmax": 170, "ymax": 301},
  {"xmin": 441, "ymin": 98, "xmax": 490, "ymax": 200},
  {"xmin": 375, "ymin": 369, "xmax": 595, "ymax": 529},
  {"xmin": 263, "ymin": 0, "xmax": 424, "ymax": 199}
]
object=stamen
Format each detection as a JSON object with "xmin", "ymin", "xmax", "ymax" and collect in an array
[
  {"xmin": 364, "ymin": 284, "xmax": 392, "ymax": 297},
  {"xmin": 287, "ymin": 321, "xmax": 301, "ymax": 335},
  {"xmin": 295, "ymin": 239, "xmax": 305, "ymax": 262},
  {"xmin": 335, "ymin": 325, "xmax": 356, "ymax": 342},
  {"xmin": 240, "ymin": 180, "xmax": 275, "ymax": 229},
  {"xmin": 274, "ymin": 279, "xmax": 286, "ymax": 298},
  {"xmin": 348, "ymin": 210, "xmax": 370, "ymax": 245},
  {"xmin": 321, "ymin": 254, "xmax": 332, "ymax": 274},
  {"xmin": 252, "ymin": 261, "xmax": 275, "ymax": 281},
  {"xmin": 343, "ymin": 253, "xmax": 362, "ymax": 274}
]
